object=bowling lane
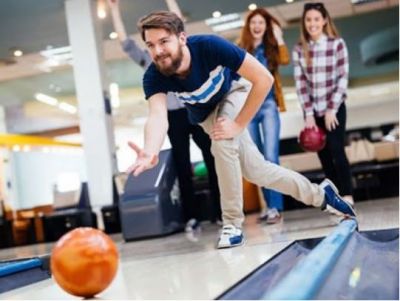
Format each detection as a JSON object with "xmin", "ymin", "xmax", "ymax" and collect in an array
[
  {"xmin": 1, "ymin": 197, "xmax": 398, "ymax": 300},
  {"xmin": 1, "ymin": 228, "xmax": 292, "ymax": 299}
]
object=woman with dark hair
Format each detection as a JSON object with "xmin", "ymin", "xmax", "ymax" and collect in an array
[
  {"xmin": 293, "ymin": 2, "xmax": 354, "ymax": 210},
  {"xmin": 238, "ymin": 8, "xmax": 289, "ymax": 224}
]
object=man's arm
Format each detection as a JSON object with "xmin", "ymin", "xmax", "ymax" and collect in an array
[
  {"xmin": 107, "ymin": 0, "xmax": 151, "ymax": 68},
  {"xmin": 127, "ymin": 93, "xmax": 169, "ymax": 176},
  {"xmin": 211, "ymin": 53, "xmax": 273, "ymax": 140},
  {"xmin": 107, "ymin": 0, "xmax": 128, "ymax": 42},
  {"xmin": 144, "ymin": 93, "xmax": 169, "ymax": 156},
  {"xmin": 235, "ymin": 53, "xmax": 274, "ymax": 128}
]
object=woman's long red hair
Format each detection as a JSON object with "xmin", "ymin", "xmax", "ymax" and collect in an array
[{"xmin": 238, "ymin": 8, "xmax": 281, "ymax": 72}]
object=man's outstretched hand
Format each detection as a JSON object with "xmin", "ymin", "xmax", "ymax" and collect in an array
[{"xmin": 126, "ymin": 141, "xmax": 159, "ymax": 176}]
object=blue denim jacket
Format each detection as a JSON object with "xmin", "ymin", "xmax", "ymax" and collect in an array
[{"xmin": 254, "ymin": 44, "xmax": 275, "ymax": 100}]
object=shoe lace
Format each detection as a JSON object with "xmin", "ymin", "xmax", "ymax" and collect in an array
[{"xmin": 222, "ymin": 225, "xmax": 238, "ymax": 235}]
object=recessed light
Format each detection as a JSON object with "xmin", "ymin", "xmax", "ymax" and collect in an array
[
  {"xmin": 58, "ymin": 102, "xmax": 77, "ymax": 114},
  {"xmin": 35, "ymin": 93, "xmax": 58, "ymax": 106},
  {"xmin": 286, "ymin": 0, "xmax": 294, "ymax": 3},
  {"xmin": 97, "ymin": 0, "xmax": 107, "ymax": 19},
  {"xmin": 248, "ymin": 3, "xmax": 257, "ymax": 10},
  {"xmin": 212, "ymin": 11, "xmax": 222, "ymax": 18},
  {"xmin": 13, "ymin": 49, "xmax": 23, "ymax": 57},
  {"xmin": 109, "ymin": 32, "xmax": 118, "ymax": 39},
  {"xmin": 98, "ymin": 10, "xmax": 106, "ymax": 19}
]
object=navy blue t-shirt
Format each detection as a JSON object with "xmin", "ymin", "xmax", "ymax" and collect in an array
[{"xmin": 143, "ymin": 35, "xmax": 246, "ymax": 124}]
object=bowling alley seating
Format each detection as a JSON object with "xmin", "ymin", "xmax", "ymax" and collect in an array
[
  {"xmin": 0, "ymin": 219, "xmax": 13, "ymax": 249},
  {"xmin": 0, "ymin": 201, "xmax": 14, "ymax": 248},
  {"xmin": 41, "ymin": 182, "xmax": 98, "ymax": 242},
  {"xmin": 0, "ymin": 202, "xmax": 13, "ymax": 248},
  {"xmin": 0, "ymin": 202, "xmax": 53, "ymax": 247},
  {"xmin": 12, "ymin": 205, "xmax": 53, "ymax": 246}
]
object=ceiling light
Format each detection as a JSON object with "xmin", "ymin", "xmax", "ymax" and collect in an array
[
  {"xmin": 205, "ymin": 13, "xmax": 241, "ymax": 25},
  {"xmin": 248, "ymin": 4, "xmax": 257, "ymax": 10},
  {"xmin": 40, "ymin": 46, "xmax": 72, "ymax": 67},
  {"xmin": 58, "ymin": 102, "xmax": 77, "ymax": 114},
  {"xmin": 12, "ymin": 145, "xmax": 21, "ymax": 152},
  {"xmin": 98, "ymin": 10, "xmax": 106, "ymax": 19},
  {"xmin": 35, "ymin": 93, "xmax": 58, "ymax": 106},
  {"xmin": 97, "ymin": 0, "xmax": 107, "ymax": 19},
  {"xmin": 13, "ymin": 49, "xmax": 23, "ymax": 57},
  {"xmin": 212, "ymin": 20, "xmax": 245, "ymax": 32},
  {"xmin": 41, "ymin": 46, "xmax": 71, "ymax": 57},
  {"xmin": 109, "ymin": 32, "xmax": 118, "ymax": 39},
  {"xmin": 212, "ymin": 11, "xmax": 222, "ymax": 18},
  {"xmin": 205, "ymin": 13, "xmax": 244, "ymax": 32},
  {"xmin": 286, "ymin": 0, "xmax": 294, "ymax": 3}
]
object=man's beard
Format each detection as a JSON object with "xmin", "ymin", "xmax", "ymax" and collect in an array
[{"xmin": 155, "ymin": 47, "xmax": 183, "ymax": 77}]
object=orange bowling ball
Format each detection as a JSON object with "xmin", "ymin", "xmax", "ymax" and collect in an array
[{"xmin": 50, "ymin": 227, "xmax": 119, "ymax": 298}]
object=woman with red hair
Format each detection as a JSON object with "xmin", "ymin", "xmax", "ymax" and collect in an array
[{"xmin": 238, "ymin": 8, "xmax": 289, "ymax": 224}]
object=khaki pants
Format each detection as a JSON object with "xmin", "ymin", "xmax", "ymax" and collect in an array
[{"xmin": 200, "ymin": 80, "xmax": 325, "ymax": 228}]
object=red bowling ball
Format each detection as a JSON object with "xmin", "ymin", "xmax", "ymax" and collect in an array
[
  {"xmin": 50, "ymin": 227, "xmax": 119, "ymax": 298},
  {"xmin": 298, "ymin": 127, "xmax": 327, "ymax": 152}
]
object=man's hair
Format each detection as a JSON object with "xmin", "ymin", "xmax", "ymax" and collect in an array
[{"xmin": 138, "ymin": 11, "xmax": 185, "ymax": 41}]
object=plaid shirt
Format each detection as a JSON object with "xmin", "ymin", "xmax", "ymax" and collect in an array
[{"xmin": 292, "ymin": 35, "xmax": 349, "ymax": 117}]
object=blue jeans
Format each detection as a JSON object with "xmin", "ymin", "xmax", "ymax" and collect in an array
[{"xmin": 247, "ymin": 98, "xmax": 283, "ymax": 211}]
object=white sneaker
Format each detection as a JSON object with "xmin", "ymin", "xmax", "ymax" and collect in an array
[
  {"xmin": 265, "ymin": 208, "xmax": 282, "ymax": 224},
  {"xmin": 217, "ymin": 225, "xmax": 244, "ymax": 249},
  {"xmin": 258, "ymin": 209, "xmax": 269, "ymax": 222},
  {"xmin": 185, "ymin": 218, "xmax": 200, "ymax": 233}
]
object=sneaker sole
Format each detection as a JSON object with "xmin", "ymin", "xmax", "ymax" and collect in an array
[
  {"xmin": 217, "ymin": 240, "xmax": 245, "ymax": 249},
  {"xmin": 266, "ymin": 217, "xmax": 282, "ymax": 224}
]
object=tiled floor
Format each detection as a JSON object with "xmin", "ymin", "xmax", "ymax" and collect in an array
[{"xmin": 1, "ymin": 197, "xmax": 398, "ymax": 300}]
